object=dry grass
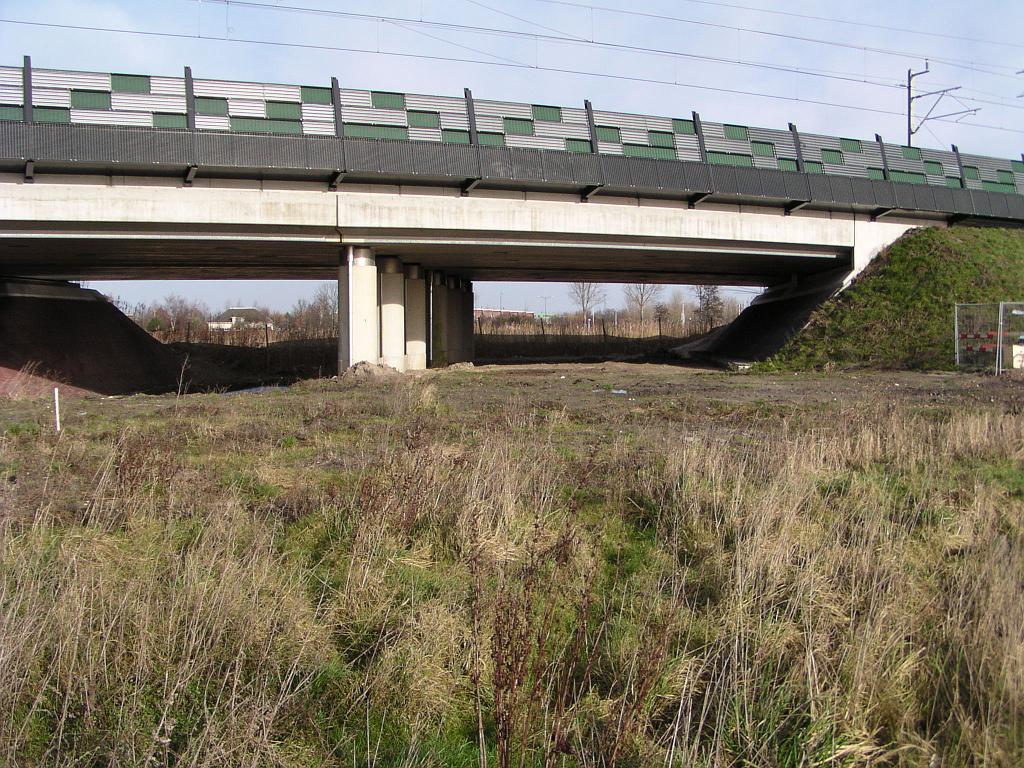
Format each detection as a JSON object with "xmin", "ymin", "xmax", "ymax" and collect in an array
[{"xmin": 0, "ymin": 370, "xmax": 1021, "ymax": 766}]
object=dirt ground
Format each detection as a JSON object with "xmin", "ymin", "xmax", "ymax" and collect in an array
[{"xmin": 3, "ymin": 362, "xmax": 1020, "ymax": 431}]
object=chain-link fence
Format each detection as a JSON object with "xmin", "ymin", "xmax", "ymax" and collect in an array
[
  {"xmin": 999, "ymin": 302, "xmax": 1024, "ymax": 374},
  {"xmin": 955, "ymin": 302, "xmax": 1024, "ymax": 374}
]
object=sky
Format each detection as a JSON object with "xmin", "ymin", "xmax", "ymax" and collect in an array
[{"xmin": 2, "ymin": 0, "xmax": 1022, "ymax": 313}]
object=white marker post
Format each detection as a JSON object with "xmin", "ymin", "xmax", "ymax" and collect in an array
[{"xmin": 53, "ymin": 387, "xmax": 61, "ymax": 433}]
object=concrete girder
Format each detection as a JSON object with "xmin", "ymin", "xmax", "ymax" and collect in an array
[{"xmin": 0, "ymin": 177, "xmax": 945, "ymax": 288}]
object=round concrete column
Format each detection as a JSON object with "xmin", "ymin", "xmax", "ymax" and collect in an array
[
  {"xmin": 430, "ymin": 271, "xmax": 448, "ymax": 367},
  {"xmin": 378, "ymin": 256, "xmax": 406, "ymax": 372},
  {"xmin": 445, "ymin": 275, "xmax": 463, "ymax": 363},
  {"xmin": 338, "ymin": 245, "xmax": 378, "ymax": 371},
  {"xmin": 404, "ymin": 264, "xmax": 428, "ymax": 371},
  {"xmin": 462, "ymin": 279, "xmax": 475, "ymax": 363}
]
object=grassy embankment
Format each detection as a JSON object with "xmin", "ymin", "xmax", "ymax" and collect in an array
[
  {"xmin": 765, "ymin": 227, "xmax": 1024, "ymax": 370},
  {"xmin": 1, "ymin": 367, "xmax": 1022, "ymax": 766}
]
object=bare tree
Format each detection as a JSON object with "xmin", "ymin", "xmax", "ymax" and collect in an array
[
  {"xmin": 569, "ymin": 282, "xmax": 605, "ymax": 317},
  {"xmin": 694, "ymin": 285, "xmax": 725, "ymax": 333},
  {"xmin": 286, "ymin": 283, "xmax": 338, "ymax": 339},
  {"xmin": 622, "ymin": 283, "xmax": 663, "ymax": 324},
  {"xmin": 666, "ymin": 288, "xmax": 686, "ymax": 330}
]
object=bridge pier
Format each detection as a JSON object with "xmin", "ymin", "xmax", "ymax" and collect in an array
[
  {"xmin": 378, "ymin": 257, "xmax": 406, "ymax": 372},
  {"xmin": 338, "ymin": 246, "xmax": 379, "ymax": 371},
  {"xmin": 463, "ymin": 280, "xmax": 475, "ymax": 363},
  {"xmin": 446, "ymin": 275, "xmax": 463, "ymax": 363},
  {"xmin": 404, "ymin": 264, "xmax": 428, "ymax": 371},
  {"xmin": 430, "ymin": 271, "xmax": 448, "ymax": 367}
]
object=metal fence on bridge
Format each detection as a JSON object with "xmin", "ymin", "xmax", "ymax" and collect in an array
[{"xmin": 955, "ymin": 302, "xmax": 1024, "ymax": 374}]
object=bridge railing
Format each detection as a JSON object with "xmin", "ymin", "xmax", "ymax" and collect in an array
[{"xmin": 2, "ymin": 121, "xmax": 1023, "ymax": 223}]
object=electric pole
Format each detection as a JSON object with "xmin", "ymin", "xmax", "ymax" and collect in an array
[
  {"xmin": 906, "ymin": 60, "xmax": 978, "ymax": 145},
  {"xmin": 907, "ymin": 62, "xmax": 930, "ymax": 146}
]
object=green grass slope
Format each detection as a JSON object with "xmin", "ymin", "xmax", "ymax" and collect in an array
[{"xmin": 766, "ymin": 226, "xmax": 1024, "ymax": 370}]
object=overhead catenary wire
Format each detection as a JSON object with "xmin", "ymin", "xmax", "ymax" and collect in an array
[
  {"xmin": 3, "ymin": 15, "xmax": 1024, "ymax": 138},
  {"xmin": 187, "ymin": 0, "xmax": 1024, "ymax": 112},
  {"xmin": 561, "ymin": 0, "xmax": 1024, "ymax": 51},
  {"xmin": 522, "ymin": 0, "xmax": 1024, "ymax": 80},
  {"xmin": 190, "ymin": 0, "xmax": 914, "ymax": 92}
]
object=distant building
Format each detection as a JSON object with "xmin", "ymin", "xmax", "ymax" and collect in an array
[{"xmin": 207, "ymin": 307, "xmax": 274, "ymax": 331}]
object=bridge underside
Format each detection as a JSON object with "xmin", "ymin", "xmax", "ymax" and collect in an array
[{"xmin": 0, "ymin": 227, "xmax": 845, "ymax": 285}]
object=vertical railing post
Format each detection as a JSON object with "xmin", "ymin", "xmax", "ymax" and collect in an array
[
  {"xmin": 692, "ymin": 111, "xmax": 708, "ymax": 164},
  {"xmin": 332, "ymin": 76, "xmax": 346, "ymax": 172},
  {"xmin": 788, "ymin": 122, "xmax": 804, "ymax": 173},
  {"xmin": 464, "ymin": 87, "xmax": 483, "ymax": 184},
  {"xmin": 584, "ymin": 99, "xmax": 599, "ymax": 154},
  {"xmin": 22, "ymin": 55, "xmax": 33, "ymax": 124},
  {"xmin": 331, "ymin": 77, "xmax": 343, "ymax": 138},
  {"xmin": 184, "ymin": 66, "xmax": 196, "ymax": 131},
  {"xmin": 954, "ymin": 304, "xmax": 960, "ymax": 367},
  {"xmin": 464, "ymin": 87, "xmax": 479, "ymax": 145},
  {"xmin": 952, "ymin": 144, "xmax": 966, "ymax": 189},
  {"xmin": 997, "ymin": 302, "xmax": 1005, "ymax": 375},
  {"xmin": 875, "ymin": 134, "xmax": 890, "ymax": 181}
]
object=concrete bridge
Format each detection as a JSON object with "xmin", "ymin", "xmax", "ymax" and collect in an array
[{"xmin": 1, "ymin": 59, "xmax": 1022, "ymax": 370}]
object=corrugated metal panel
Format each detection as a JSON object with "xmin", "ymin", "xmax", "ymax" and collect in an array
[
  {"xmin": 597, "ymin": 141, "xmax": 624, "ymax": 155},
  {"xmin": 505, "ymin": 135, "xmax": 564, "ymax": 150},
  {"xmin": 70, "ymin": 109, "xmax": 152, "ymax": 126},
  {"xmin": 799, "ymin": 131, "xmax": 873, "ymax": 180},
  {"xmin": 409, "ymin": 127, "xmax": 442, "ymax": 142},
  {"xmin": 229, "ymin": 99, "xmax": 267, "ymax": 117},
  {"xmin": 644, "ymin": 115, "xmax": 672, "ymax": 132},
  {"xmin": 561, "ymin": 107, "xmax": 588, "ymax": 124},
  {"xmin": 919, "ymin": 147, "xmax": 957, "ymax": 182},
  {"xmin": 194, "ymin": 79, "xmax": 262, "ymax": 99},
  {"xmin": 197, "ymin": 79, "xmax": 297, "ymax": 101},
  {"xmin": 301, "ymin": 103, "xmax": 334, "ymax": 122},
  {"xmin": 673, "ymin": 136, "xmax": 701, "ymax": 162},
  {"xmin": 32, "ymin": 88, "xmax": 71, "ymax": 107},
  {"xmin": 535, "ymin": 120, "xmax": 589, "ymax": 139},
  {"xmin": 883, "ymin": 142, "xmax": 926, "ymax": 175},
  {"xmin": 405, "ymin": 93, "xmax": 466, "ymax": 112},
  {"xmin": 475, "ymin": 99, "xmax": 533, "ymax": 119},
  {"xmin": 960, "ymin": 152, "xmax": 1016, "ymax": 179},
  {"xmin": 591, "ymin": 109, "xmax": 672, "ymax": 132},
  {"xmin": 475, "ymin": 115, "xmax": 503, "ymax": 132},
  {"xmin": 439, "ymin": 112, "xmax": 469, "ymax": 130},
  {"xmin": 0, "ymin": 85, "xmax": 23, "ymax": 105},
  {"xmin": 0, "ymin": 67, "xmax": 22, "ymax": 87},
  {"xmin": 302, "ymin": 121, "xmax": 335, "ymax": 135},
  {"xmin": 593, "ymin": 110, "xmax": 647, "ymax": 131},
  {"xmin": 341, "ymin": 106, "xmax": 407, "ymax": 126},
  {"xmin": 702, "ymin": 122, "xmax": 754, "ymax": 155},
  {"xmin": 263, "ymin": 84, "xmax": 301, "ymax": 101},
  {"xmin": 619, "ymin": 128, "xmax": 648, "ymax": 145},
  {"xmin": 150, "ymin": 77, "xmax": 185, "ymax": 95},
  {"xmin": 748, "ymin": 126, "xmax": 795, "ymax": 156},
  {"xmin": 196, "ymin": 115, "xmax": 231, "ymax": 131},
  {"xmin": 34, "ymin": 69, "xmax": 110, "ymax": 90},
  {"xmin": 111, "ymin": 93, "xmax": 186, "ymax": 112},
  {"xmin": 338, "ymin": 89, "xmax": 372, "ymax": 107}
]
